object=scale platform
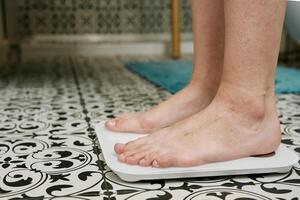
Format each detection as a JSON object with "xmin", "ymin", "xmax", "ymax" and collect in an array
[{"xmin": 96, "ymin": 122, "xmax": 298, "ymax": 182}]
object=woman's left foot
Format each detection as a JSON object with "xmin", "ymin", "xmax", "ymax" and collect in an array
[{"xmin": 114, "ymin": 85, "xmax": 281, "ymax": 168}]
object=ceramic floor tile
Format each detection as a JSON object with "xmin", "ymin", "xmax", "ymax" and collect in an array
[
  {"xmin": 0, "ymin": 134, "xmax": 105, "ymax": 199},
  {"xmin": 0, "ymin": 57, "xmax": 108, "ymax": 199},
  {"xmin": 1, "ymin": 56, "xmax": 300, "ymax": 199},
  {"xmin": 167, "ymin": 184, "xmax": 300, "ymax": 200},
  {"xmin": 107, "ymin": 181, "xmax": 300, "ymax": 200},
  {"xmin": 0, "ymin": 59, "xmax": 85, "ymax": 140},
  {"xmin": 107, "ymin": 182, "xmax": 300, "ymax": 200},
  {"xmin": 277, "ymin": 94, "xmax": 300, "ymax": 129}
]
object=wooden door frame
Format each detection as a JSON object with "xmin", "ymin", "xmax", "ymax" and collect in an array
[{"xmin": 171, "ymin": 0, "xmax": 181, "ymax": 59}]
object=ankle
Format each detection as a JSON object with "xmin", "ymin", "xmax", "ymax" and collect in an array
[
  {"xmin": 188, "ymin": 79, "xmax": 219, "ymax": 99},
  {"xmin": 214, "ymin": 83, "xmax": 275, "ymax": 122}
]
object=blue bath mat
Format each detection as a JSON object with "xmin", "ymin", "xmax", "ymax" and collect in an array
[{"xmin": 126, "ymin": 60, "xmax": 300, "ymax": 94}]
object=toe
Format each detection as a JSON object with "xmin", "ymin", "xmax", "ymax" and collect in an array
[
  {"xmin": 105, "ymin": 119, "xmax": 117, "ymax": 129},
  {"xmin": 105, "ymin": 113, "xmax": 151, "ymax": 133},
  {"xmin": 114, "ymin": 132, "xmax": 150, "ymax": 155},
  {"xmin": 117, "ymin": 153, "xmax": 126, "ymax": 162},
  {"xmin": 139, "ymin": 159, "xmax": 149, "ymax": 166},
  {"xmin": 123, "ymin": 144, "xmax": 152, "ymax": 159},
  {"xmin": 123, "ymin": 136, "xmax": 149, "ymax": 152},
  {"xmin": 152, "ymin": 160, "xmax": 160, "ymax": 168},
  {"xmin": 154, "ymin": 155, "xmax": 173, "ymax": 168},
  {"xmin": 117, "ymin": 146, "xmax": 147, "ymax": 163},
  {"xmin": 105, "ymin": 117, "xmax": 125, "ymax": 131},
  {"xmin": 125, "ymin": 151, "xmax": 149, "ymax": 165},
  {"xmin": 138, "ymin": 152, "xmax": 157, "ymax": 167},
  {"xmin": 114, "ymin": 143, "xmax": 126, "ymax": 154}
]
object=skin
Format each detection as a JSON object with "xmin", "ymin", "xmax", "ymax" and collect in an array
[
  {"xmin": 105, "ymin": 0, "xmax": 225, "ymax": 133},
  {"xmin": 106, "ymin": 0, "xmax": 287, "ymax": 168}
]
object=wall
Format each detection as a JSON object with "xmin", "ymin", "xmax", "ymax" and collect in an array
[
  {"xmin": 0, "ymin": 0, "xmax": 8, "ymax": 66},
  {"xmin": 0, "ymin": 0, "xmax": 3, "ymax": 39},
  {"xmin": 13, "ymin": 0, "xmax": 192, "ymax": 39},
  {"xmin": 3, "ymin": 0, "xmax": 300, "ymax": 64}
]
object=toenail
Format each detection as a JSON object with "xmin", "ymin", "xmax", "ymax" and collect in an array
[
  {"xmin": 114, "ymin": 143, "xmax": 125, "ymax": 153},
  {"xmin": 107, "ymin": 120, "xmax": 116, "ymax": 127},
  {"xmin": 116, "ymin": 143, "xmax": 124, "ymax": 148}
]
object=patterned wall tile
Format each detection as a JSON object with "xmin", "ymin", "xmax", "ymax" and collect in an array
[{"xmin": 14, "ymin": 0, "xmax": 192, "ymax": 38}]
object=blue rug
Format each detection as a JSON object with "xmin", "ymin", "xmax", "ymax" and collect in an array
[{"xmin": 126, "ymin": 60, "xmax": 300, "ymax": 94}]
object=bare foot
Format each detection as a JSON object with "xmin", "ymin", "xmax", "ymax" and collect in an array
[
  {"xmin": 114, "ymin": 84, "xmax": 281, "ymax": 168},
  {"xmin": 105, "ymin": 83, "xmax": 218, "ymax": 133}
]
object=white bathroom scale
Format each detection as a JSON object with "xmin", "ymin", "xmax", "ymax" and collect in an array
[{"xmin": 96, "ymin": 122, "xmax": 299, "ymax": 182}]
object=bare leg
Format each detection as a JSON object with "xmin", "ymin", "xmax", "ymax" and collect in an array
[
  {"xmin": 114, "ymin": 0, "xmax": 286, "ymax": 168},
  {"xmin": 105, "ymin": 0, "xmax": 224, "ymax": 133}
]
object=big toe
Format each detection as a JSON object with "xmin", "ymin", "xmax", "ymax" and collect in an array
[
  {"xmin": 114, "ymin": 143, "xmax": 126, "ymax": 154},
  {"xmin": 105, "ymin": 113, "xmax": 151, "ymax": 133}
]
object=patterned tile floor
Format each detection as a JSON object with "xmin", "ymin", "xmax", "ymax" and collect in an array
[{"xmin": 0, "ymin": 56, "xmax": 299, "ymax": 200}]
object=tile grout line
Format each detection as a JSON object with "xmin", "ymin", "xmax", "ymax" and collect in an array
[{"xmin": 69, "ymin": 56, "xmax": 112, "ymax": 199}]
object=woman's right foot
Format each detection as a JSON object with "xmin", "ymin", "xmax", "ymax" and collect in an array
[{"xmin": 105, "ymin": 83, "xmax": 218, "ymax": 133}]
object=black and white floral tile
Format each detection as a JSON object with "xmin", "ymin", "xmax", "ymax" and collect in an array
[{"xmin": 0, "ymin": 56, "xmax": 300, "ymax": 200}]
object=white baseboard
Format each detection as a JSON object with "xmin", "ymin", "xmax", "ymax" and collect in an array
[
  {"xmin": 22, "ymin": 34, "xmax": 194, "ymax": 60},
  {"xmin": 21, "ymin": 31, "xmax": 292, "ymax": 61},
  {"xmin": 31, "ymin": 33, "xmax": 193, "ymax": 43}
]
